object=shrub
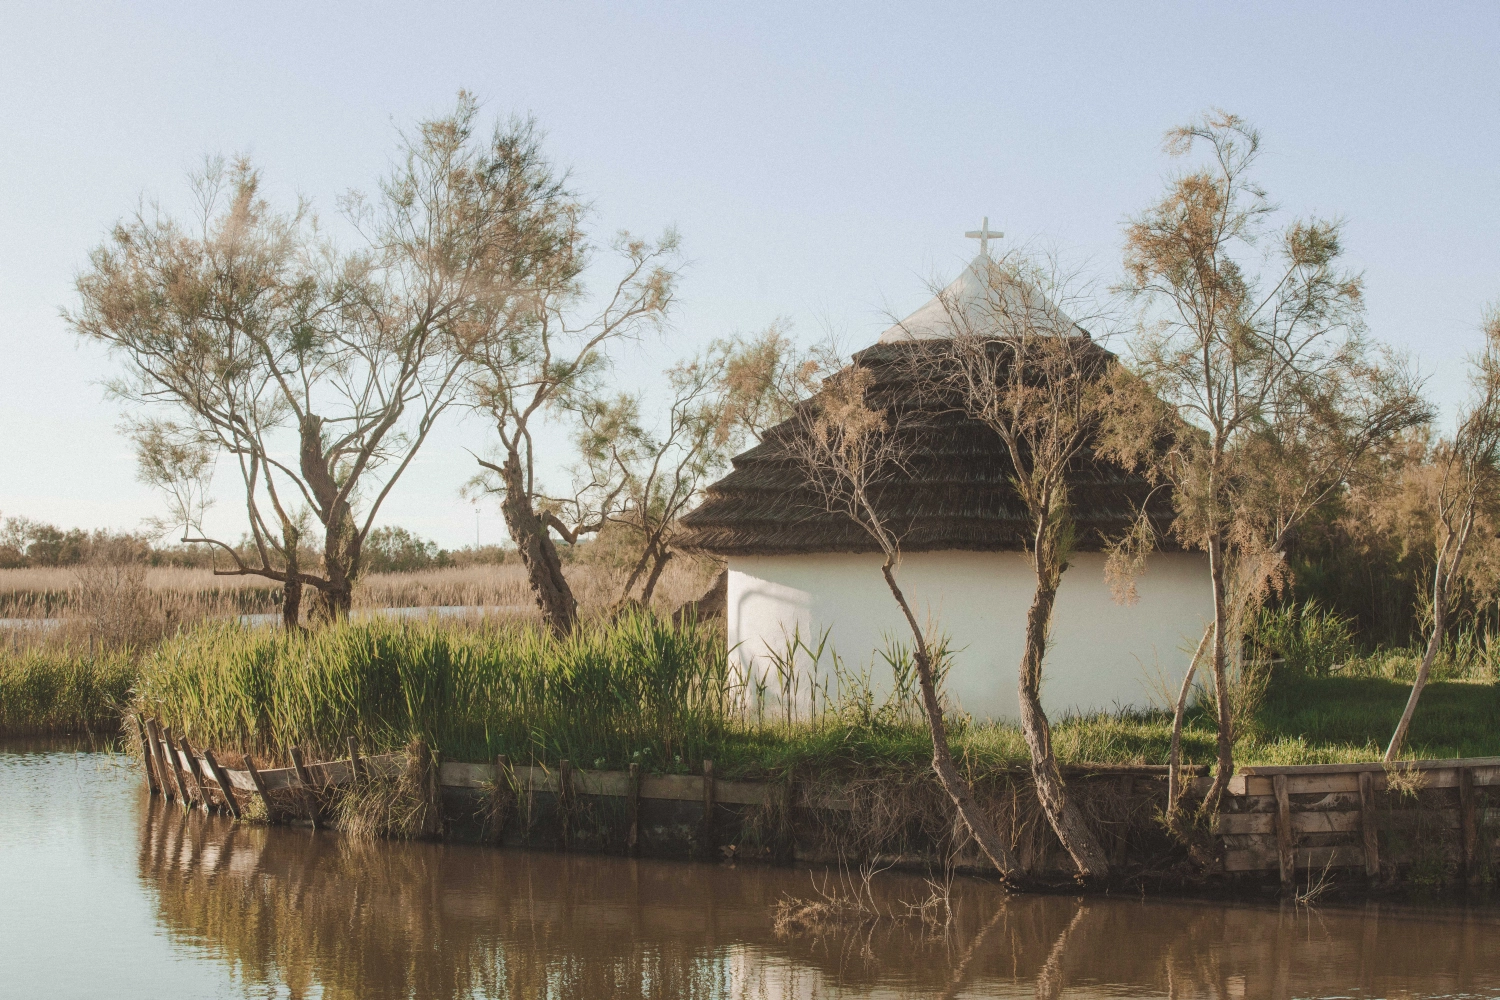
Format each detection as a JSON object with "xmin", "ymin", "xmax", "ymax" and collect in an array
[{"xmin": 1250, "ymin": 600, "xmax": 1357, "ymax": 677}]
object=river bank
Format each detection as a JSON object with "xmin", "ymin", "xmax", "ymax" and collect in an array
[{"xmin": 13, "ymin": 612, "xmax": 1500, "ymax": 893}]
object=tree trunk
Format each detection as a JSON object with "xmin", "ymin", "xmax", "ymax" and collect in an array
[
  {"xmin": 281, "ymin": 525, "xmax": 302, "ymax": 630},
  {"xmin": 282, "ymin": 577, "xmax": 302, "ymax": 630},
  {"xmin": 881, "ymin": 561, "xmax": 1020, "ymax": 878},
  {"xmin": 638, "ymin": 548, "xmax": 673, "ymax": 606},
  {"xmin": 1197, "ymin": 533, "xmax": 1234, "ymax": 817},
  {"xmin": 1018, "ymin": 578, "xmax": 1111, "ymax": 877},
  {"xmin": 1166, "ymin": 624, "xmax": 1213, "ymax": 831},
  {"xmin": 497, "ymin": 451, "xmax": 577, "ymax": 635},
  {"xmin": 1386, "ymin": 572, "xmax": 1449, "ymax": 761}
]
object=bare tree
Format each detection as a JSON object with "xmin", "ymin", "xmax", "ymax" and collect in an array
[
  {"xmin": 463, "ymin": 227, "xmax": 680, "ymax": 634},
  {"xmin": 786, "ymin": 361, "xmax": 1021, "ymax": 878},
  {"xmin": 573, "ymin": 326, "xmax": 832, "ymax": 608},
  {"xmin": 71, "ymin": 95, "xmax": 574, "ymax": 626},
  {"xmin": 916, "ymin": 249, "xmax": 1114, "ymax": 876},
  {"xmin": 1386, "ymin": 312, "xmax": 1500, "ymax": 760},
  {"xmin": 1112, "ymin": 110, "xmax": 1417, "ymax": 818}
]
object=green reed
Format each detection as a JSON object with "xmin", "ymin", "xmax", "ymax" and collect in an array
[
  {"xmin": 119, "ymin": 610, "xmax": 1500, "ymax": 775},
  {"xmin": 0, "ymin": 645, "xmax": 135, "ymax": 734},
  {"xmin": 135, "ymin": 611, "xmax": 737, "ymax": 770}
]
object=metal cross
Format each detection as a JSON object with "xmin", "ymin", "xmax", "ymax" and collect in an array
[{"xmin": 965, "ymin": 216, "xmax": 1004, "ymax": 257}]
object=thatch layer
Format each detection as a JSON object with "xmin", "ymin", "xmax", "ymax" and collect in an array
[{"xmin": 677, "ymin": 340, "xmax": 1176, "ymax": 556}]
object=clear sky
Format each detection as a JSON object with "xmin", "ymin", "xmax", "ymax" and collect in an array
[{"xmin": 2, "ymin": 2, "xmax": 1497, "ymax": 549}]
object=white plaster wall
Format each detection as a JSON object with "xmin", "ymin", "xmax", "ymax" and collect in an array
[{"xmin": 726, "ymin": 550, "xmax": 1212, "ymax": 722}]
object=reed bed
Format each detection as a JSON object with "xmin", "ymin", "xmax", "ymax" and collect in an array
[
  {"xmin": 0, "ymin": 559, "xmax": 716, "ymax": 621},
  {"xmin": 123, "ymin": 611, "xmax": 1500, "ymax": 777},
  {"xmin": 0, "ymin": 646, "xmax": 135, "ymax": 734},
  {"xmin": 134, "ymin": 613, "xmax": 740, "ymax": 769}
]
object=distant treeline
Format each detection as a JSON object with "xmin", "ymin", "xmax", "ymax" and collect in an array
[{"xmin": 0, "ymin": 517, "xmax": 514, "ymax": 574}]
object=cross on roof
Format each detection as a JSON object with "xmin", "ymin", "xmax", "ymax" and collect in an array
[{"xmin": 965, "ymin": 216, "xmax": 1003, "ymax": 257}]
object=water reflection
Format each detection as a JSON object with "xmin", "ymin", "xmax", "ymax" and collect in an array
[
  {"xmin": 5, "ymin": 747, "xmax": 1500, "ymax": 999},
  {"xmin": 136, "ymin": 793, "xmax": 1500, "ymax": 999}
]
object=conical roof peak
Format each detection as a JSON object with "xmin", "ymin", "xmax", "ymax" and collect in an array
[{"xmin": 878, "ymin": 252, "xmax": 1082, "ymax": 344}]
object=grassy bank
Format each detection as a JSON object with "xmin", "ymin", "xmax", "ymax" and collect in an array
[
  {"xmin": 120, "ymin": 615, "xmax": 1500, "ymax": 774},
  {"xmin": 8, "ymin": 614, "xmax": 1498, "ymax": 771},
  {"xmin": 0, "ymin": 647, "xmax": 135, "ymax": 734}
]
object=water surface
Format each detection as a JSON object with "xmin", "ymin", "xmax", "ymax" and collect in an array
[{"xmin": 4, "ymin": 742, "xmax": 1499, "ymax": 999}]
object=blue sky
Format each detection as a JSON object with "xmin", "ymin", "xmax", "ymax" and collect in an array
[{"xmin": 2, "ymin": 2, "xmax": 1497, "ymax": 548}]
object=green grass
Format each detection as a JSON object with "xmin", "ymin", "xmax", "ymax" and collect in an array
[
  {"xmin": 0, "ymin": 647, "xmax": 135, "ymax": 734},
  {"xmin": 11, "ymin": 613, "xmax": 1500, "ymax": 775}
]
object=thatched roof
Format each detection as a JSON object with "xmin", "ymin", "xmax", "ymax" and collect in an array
[{"xmin": 676, "ymin": 339, "xmax": 1176, "ymax": 557}]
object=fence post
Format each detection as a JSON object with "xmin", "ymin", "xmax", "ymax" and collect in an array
[
  {"xmin": 701, "ymin": 759, "xmax": 717, "ymax": 855},
  {"xmin": 1460, "ymin": 767, "xmax": 1479, "ymax": 885},
  {"xmin": 179, "ymin": 735, "xmax": 211, "ymax": 812},
  {"xmin": 348, "ymin": 737, "xmax": 364, "ymax": 781},
  {"xmin": 559, "ymin": 759, "xmax": 573, "ymax": 848},
  {"xmin": 202, "ymin": 748, "xmax": 242, "ymax": 820},
  {"xmin": 144, "ymin": 719, "xmax": 173, "ymax": 803},
  {"xmin": 160, "ymin": 725, "xmax": 192, "ymax": 805},
  {"xmin": 1359, "ymin": 770, "xmax": 1380, "ymax": 878},
  {"xmin": 1273, "ymin": 774, "xmax": 1293, "ymax": 888},
  {"xmin": 628, "ymin": 762, "xmax": 641, "ymax": 856},
  {"xmin": 289, "ymin": 746, "xmax": 323, "ymax": 830},
  {"xmin": 133, "ymin": 714, "xmax": 160, "ymax": 796},
  {"xmin": 244, "ymin": 755, "xmax": 275, "ymax": 822}
]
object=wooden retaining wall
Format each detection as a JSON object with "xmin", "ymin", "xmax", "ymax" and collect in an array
[
  {"xmin": 130, "ymin": 713, "xmax": 1496, "ymax": 885},
  {"xmin": 1215, "ymin": 758, "xmax": 1500, "ymax": 884}
]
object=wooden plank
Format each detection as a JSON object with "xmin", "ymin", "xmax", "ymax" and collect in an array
[
  {"xmin": 640, "ymin": 773, "xmax": 705, "ymax": 802},
  {"xmin": 133, "ymin": 715, "xmax": 160, "ymax": 795},
  {"xmin": 1274, "ymin": 774, "xmax": 1294, "ymax": 886},
  {"xmin": 289, "ymin": 747, "xmax": 322, "ymax": 829},
  {"xmin": 574, "ymin": 769, "xmax": 630, "ymax": 796},
  {"xmin": 179, "ymin": 735, "xmax": 211, "ymax": 813},
  {"xmin": 1240, "ymin": 756, "xmax": 1500, "ymax": 776},
  {"xmin": 436, "ymin": 760, "xmax": 768, "ymax": 804},
  {"xmin": 238, "ymin": 751, "xmax": 403, "ymax": 791},
  {"xmin": 348, "ymin": 738, "xmax": 363, "ymax": 781},
  {"xmin": 717, "ymin": 780, "xmax": 773, "ymax": 807},
  {"xmin": 201, "ymin": 749, "xmax": 242, "ymax": 820},
  {"xmin": 627, "ymin": 762, "xmax": 640, "ymax": 855},
  {"xmin": 1360, "ymin": 770, "xmax": 1380, "ymax": 878},
  {"xmin": 1461, "ymin": 767, "xmax": 1479, "ymax": 885},
  {"xmin": 441, "ymin": 761, "xmax": 495, "ymax": 788},
  {"xmin": 1224, "ymin": 844, "xmax": 1365, "ymax": 873},
  {"xmin": 1218, "ymin": 810, "xmax": 1362, "ymax": 836}
]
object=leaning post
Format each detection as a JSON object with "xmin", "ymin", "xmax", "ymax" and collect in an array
[
  {"xmin": 202, "ymin": 748, "xmax": 242, "ymax": 820},
  {"xmin": 289, "ymin": 746, "xmax": 323, "ymax": 829},
  {"xmin": 133, "ymin": 714, "xmax": 160, "ymax": 796}
]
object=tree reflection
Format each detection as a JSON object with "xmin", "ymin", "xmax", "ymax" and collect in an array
[{"xmin": 138, "ymin": 799, "xmax": 1500, "ymax": 999}]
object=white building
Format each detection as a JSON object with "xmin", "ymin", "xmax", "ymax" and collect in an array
[{"xmin": 679, "ymin": 244, "xmax": 1212, "ymax": 722}]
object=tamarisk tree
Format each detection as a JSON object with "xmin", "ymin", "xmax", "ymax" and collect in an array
[
  {"xmin": 463, "ymin": 228, "xmax": 680, "ymax": 634},
  {"xmin": 1386, "ymin": 312, "xmax": 1500, "ymax": 760},
  {"xmin": 786, "ymin": 359, "xmax": 1022, "ymax": 879},
  {"xmin": 1111, "ymin": 111, "xmax": 1426, "ymax": 820},
  {"xmin": 71, "ymin": 95, "xmax": 576, "ymax": 624},
  {"xmin": 923, "ymin": 249, "xmax": 1115, "ymax": 877},
  {"xmin": 572, "ymin": 325, "xmax": 830, "ymax": 608}
]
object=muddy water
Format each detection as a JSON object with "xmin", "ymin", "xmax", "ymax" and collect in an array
[{"xmin": 5, "ymin": 745, "xmax": 1500, "ymax": 999}]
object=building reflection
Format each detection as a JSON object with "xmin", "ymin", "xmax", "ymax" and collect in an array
[{"xmin": 137, "ymin": 798, "xmax": 1500, "ymax": 999}]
